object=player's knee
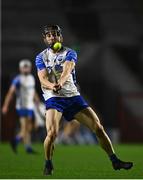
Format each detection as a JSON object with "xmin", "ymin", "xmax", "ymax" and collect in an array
[
  {"xmin": 46, "ymin": 128, "xmax": 58, "ymax": 142},
  {"xmin": 20, "ymin": 129, "xmax": 26, "ymax": 137},
  {"xmin": 27, "ymin": 124, "xmax": 32, "ymax": 132},
  {"xmin": 52, "ymin": 128, "xmax": 59, "ymax": 140},
  {"xmin": 21, "ymin": 124, "xmax": 27, "ymax": 132},
  {"xmin": 95, "ymin": 124, "xmax": 104, "ymax": 137}
]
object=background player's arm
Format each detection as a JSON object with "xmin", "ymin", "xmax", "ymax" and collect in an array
[
  {"xmin": 37, "ymin": 69, "xmax": 56, "ymax": 90},
  {"xmin": 58, "ymin": 61, "xmax": 75, "ymax": 87},
  {"xmin": 34, "ymin": 91, "xmax": 41, "ymax": 105},
  {"xmin": 2, "ymin": 85, "xmax": 16, "ymax": 114}
]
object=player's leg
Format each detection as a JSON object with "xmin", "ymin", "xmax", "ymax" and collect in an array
[
  {"xmin": 75, "ymin": 107, "xmax": 114, "ymax": 155},
  {"xmin": 23, "ymin": 117, "xmax": 36, "ymax": 153},
  {"xmin": 44, "ymin": 109, "xmax": 62, "ymax": 175},
  {"xmin": 75, "ymin": 107, "xmax": 133, "ymax": 170},
  {"xmin": 50, "ymin": 143, "xmax": 55, "ymax": 157},
  {"xmin": 15, "ymin": 117, "xmax": 33, "ymax": 152},
  {"xmin": 11, "ymin": 117, "xmax": 26, "ymax": 153},
  {"xmin": 64, "ymin": 120, "xmax": 80, "ymax": 137},
  {"xmin": 61, "ymin": 120, "xmax": 80, "ymax": 144}
]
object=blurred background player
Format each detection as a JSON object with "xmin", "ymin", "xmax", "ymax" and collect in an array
[
  {"xmin": 35, "ymin": 25, "xmax": 133, "ymax": 175},
  {"xmin": 2, "ymin": 59, "xmax": 39, "ymax": 154}
]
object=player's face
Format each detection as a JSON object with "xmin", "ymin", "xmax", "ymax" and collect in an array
[
  {"xmin": 44, "ymin": 30, "xmax": 61, "ymax": 46},
  {"xmin": 20, "ymin": 66, "xmax": 31, "ymax": 75}
]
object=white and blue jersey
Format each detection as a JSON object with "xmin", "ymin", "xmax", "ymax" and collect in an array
[
  {"xmin": 35, "ymin": 47, "xmax": 80, "ymax": 100},
  {"xmin": 12, "ymin": 74, "xmax": 35, "ymax": 117},
  {"xmin": 35, "ymin": 47, "xmax": 88, "ymax": 121}
]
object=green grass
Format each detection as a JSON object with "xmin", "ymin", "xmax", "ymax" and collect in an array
[{"xmin": 0, "ymin": 143, "xmax": 142, "ymax": 179}]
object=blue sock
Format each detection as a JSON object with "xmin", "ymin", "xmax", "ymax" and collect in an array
[
  {"xmin": 109, "ymin": 154, "xmax": 119, "ymax": 163},
  {"xmin": 45, "ymin": 160, "xmax": 53, "ymax": 169},
  {"xmin": 15, "ymin": 136, "xmax": 21, "ymax": 145},
  {"xmin": 25, "ymin": 145, "xmax": 33, "ymax": 152}
]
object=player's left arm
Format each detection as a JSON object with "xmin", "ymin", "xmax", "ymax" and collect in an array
[
  {"xmin": 58, "ymin": 61, "xmax": 75, "ymax": 87},
  {"xmin": 56, "ymin": 50, "xmax": 77, "ymax": 90}
]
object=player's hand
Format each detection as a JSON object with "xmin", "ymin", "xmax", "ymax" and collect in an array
[
  {"xmin": 2, "ymin": 105, "xmax": 8, "ymax": 115},
  {"xmin": 57, "ymin": 79, "xmax": 64, "ymax": 88},
  {"xmin": 42, "ymin": 83, "xmax": 60, "ymax": 92},
  {"xmin": 43, "ymin": 83, "xmax": 56, "ymax": 91},
  {"xmin": 49, "ymin": 83, "xmax": 56, "ymax": 90},
  {"xmin": 53, "ymin": 83, "xmax": 62, "ymax": 93}
]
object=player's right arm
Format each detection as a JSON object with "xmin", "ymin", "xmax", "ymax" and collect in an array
[
  {"xmin": 36, "ymin": 53, "xmax": 56, "ymax": 91},
  {"xmin": 37, "ymin": 69, "xmax": 56, "ymax": 90},
  {"xmin": 2, "ymin": 85, "xmax": 16, "ymax": 114}
]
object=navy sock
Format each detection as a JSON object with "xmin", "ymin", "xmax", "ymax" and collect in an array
[
  {"xmin": 109, "ymin": 154, "xmax": 119, "ymax": 163},
  {"xmin": 14, "ymin": 136, "xmax": 21, "ymax": 145},
  {"xmin": 25, "ymin": 145, "xmax": 33, "ymax": 152},
  {"xmin": 45, "ymin": 160, "xmax": 53, "ymax": 169}
]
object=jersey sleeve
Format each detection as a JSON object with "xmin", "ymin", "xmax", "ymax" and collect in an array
[
  {"xmin": 11, "ymin": 76, "xmax": 20, "ymax": 88},
  {"xmin": 65, "ymin": 50, "xmax": 77, "ymax": 64},
  {"xmin": 35, "ymin": 53, "xmax": 46, "ymax": 71}
]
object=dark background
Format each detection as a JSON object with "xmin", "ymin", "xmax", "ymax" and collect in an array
[{"xmin": 1, "ymin": 0, "xmax": 143, "ymax": 142}]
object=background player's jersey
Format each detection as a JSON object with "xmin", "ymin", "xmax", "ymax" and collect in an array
[
  {"xmin": 35, "ymin": 47, "xmax": 80, "ymax": 100},
  {"xmin": 12, "ymin": 74, "xmax": 35, "ymax": 109}
]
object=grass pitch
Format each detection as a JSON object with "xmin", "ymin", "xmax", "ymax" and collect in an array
[{"xmin": 0, "ymin": 143, "xmax": 142, "ymax": 179}]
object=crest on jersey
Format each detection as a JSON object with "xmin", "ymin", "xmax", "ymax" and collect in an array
[{"xmin": 56, "ymin": 55, "xmax": 63, "ymax": 62}]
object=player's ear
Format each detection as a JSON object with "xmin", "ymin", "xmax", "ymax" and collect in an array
[{"xmin": 60, "ymin": 35, "xmax": 63, "ymax": 43}]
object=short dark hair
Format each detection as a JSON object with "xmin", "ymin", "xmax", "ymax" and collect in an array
[{"xmin": 42, "ymin": 25, "xmax": 62, "ymax": 37}]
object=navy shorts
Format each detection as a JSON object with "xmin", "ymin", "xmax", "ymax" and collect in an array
[
  {"xmin": 16, "ymin": 108, "xmax": 34, "ymax": 118},
  {"xmin": 45, "ymin": 95, "xmax": 89, "ymax": 121}
]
